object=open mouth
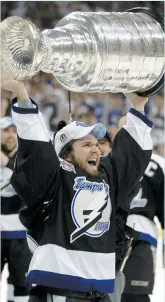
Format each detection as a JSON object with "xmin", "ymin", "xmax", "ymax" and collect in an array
[
  {"xmin": 86, "ymin": 159, "xmax": 99, "ymax": 175},
  {"xmin": 87, "ymin": 160, "xmax": 97, "ymax": 167}
]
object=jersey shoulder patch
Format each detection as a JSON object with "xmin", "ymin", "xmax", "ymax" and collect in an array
[{"xmin": 59, "ymin": 158, "xmax": 76, "ymax": 174}]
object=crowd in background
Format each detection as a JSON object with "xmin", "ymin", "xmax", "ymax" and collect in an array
[
  {"xmin": 1, "ymin": 1, "xmax": 164, "ymax": 157},
  {"xmin": 2, "ymin": 1, "xmax": 164, "ymax": 27}
]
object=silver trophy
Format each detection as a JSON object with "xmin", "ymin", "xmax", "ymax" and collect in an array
[{"xmin": 0, "ymin": 7, "xmax": 164, "ymax": 95}]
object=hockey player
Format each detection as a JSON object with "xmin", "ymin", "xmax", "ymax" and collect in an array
[
  {"xmin": 115, "ymin": 115, "xmax": 164, "ymax": 302},
  {"xmin": 1, "ymin": 116, "xmax": 31, "ymax": 302},
  {"xmin": 121, "ymin": 152, "xmax": 164, "ymax": 302},
  {"xmin": 2, "ymin": 79, "xmax": 153, "ymax": 302}
]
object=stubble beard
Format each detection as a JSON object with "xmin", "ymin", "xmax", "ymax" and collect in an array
[{"xmin": 71, "ymin": 156, "xmax": 100, "ymax": 176}]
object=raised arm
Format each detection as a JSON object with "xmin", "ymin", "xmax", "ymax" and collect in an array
[
  {"xmin": 110, "ymin": 93, "xmax": 153, "ymax": 209},
  {"xmin": 1, "ymin": 80, "xmax": 60, "ymax": 210}
]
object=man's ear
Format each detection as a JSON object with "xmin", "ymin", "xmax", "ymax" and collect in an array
[{"xmin": 65, "ymin": 153, "xmax": 72, "ymax": 162}]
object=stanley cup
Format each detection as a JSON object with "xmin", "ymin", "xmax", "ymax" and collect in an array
[{"xmin": 0, "ymin": 7, "xmax": 164, "ymax": 95}]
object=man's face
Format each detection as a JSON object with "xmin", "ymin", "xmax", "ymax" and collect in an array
[
  {"xmin": 98, "ymin": 137, "xmax": 111, "ymax": 157},
  {"xmin": 1, "ymin": 126, "xmax": 17, "ymax": 152},
  {"xmin": 68, "ymin": 134, "xmax": 101, "ymax": 176}
]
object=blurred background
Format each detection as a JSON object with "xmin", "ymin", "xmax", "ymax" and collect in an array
[{"xmin": 1, "ymin": 1, "xmax": 164, "ymax": 157}]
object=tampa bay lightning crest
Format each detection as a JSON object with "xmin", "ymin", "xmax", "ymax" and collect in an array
[{"xmin": 70, "ymin": 177, "xmax": 111, "ymax": 243}]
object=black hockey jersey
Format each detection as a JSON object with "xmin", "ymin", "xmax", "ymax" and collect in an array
[
  {"xmin": 11, "ymin": 98, "xmax": 153, "ymax": 294},
  {"xmin": 126, "ymin": 153, "xmax": 164, "ymax": 247},
  {"xmin": 1, "ymin": 153, "xmax": 26, "ymax": 239}
]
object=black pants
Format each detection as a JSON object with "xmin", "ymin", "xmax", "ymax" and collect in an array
[
  {"xmin": 123, "ymin": 241, "xmax": 155, "ymax": 295},
  {"xmin": 1, "ymin": 238, "xmax": 31, "ymax": 297},
  {"xmin": 29, "ymin": 295, "xmax": 112, "ymax": 302},
  {"xmin": 28, "ymin": 270, "xmax": 125, "ymax": 302},
  {"xmin": 28, "ymin": 291, "xmax": 112, "ymax": 302},
  {"xmin": 121, "ymin": 293, "xmax": 150, "ymax": 302},
  {"xmin": 28, "ymin": 293, "xmax": 47, "ymax": 302}
]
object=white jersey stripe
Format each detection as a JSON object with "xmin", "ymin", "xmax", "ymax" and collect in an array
[
  {"xmin": 0, "ymin": 213, "xmax": 26, "ymax": 231},
  {"xmin": 126, "ymin": 214, "xmax": 158, "ymax": 241},
  {"xmin": 12, "ymin": 102, "xmax": 50, "ymax": 142},
  {"xmin": 123, "ymin": 112, "xmax": 153, "ymax": 151},
  {"xmin": 28, "ymin": 243, "xmax": 115, "ymax": 280}
]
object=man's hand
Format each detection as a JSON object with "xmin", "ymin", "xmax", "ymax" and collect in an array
[
  {"xmin": 1, "ymin": 79, "xmax": 29, "ymax": 101},
  {"xmin": 123, "ymin": 93, "xmax": 148, "ymax": 112}
]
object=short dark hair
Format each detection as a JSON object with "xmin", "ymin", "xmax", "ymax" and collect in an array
[
  {"xmin": 59, "ymin": 141, "xmax": 73, "ymax": 159},
  {"xmin": 105, "ymin": 131, "xmax": 112, "ymax": 147}
]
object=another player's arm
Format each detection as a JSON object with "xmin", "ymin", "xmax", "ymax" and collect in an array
[
  {"xmin": 145, "ymin": 155, "xmax": 165, "ymax": 229},
  {"xmin": 110, "ymin": 93, "xmax": 153, "ymax": 209},
  {"xmin": 145, "ymin": 154, "xmax": 165, "ymax": 266}
]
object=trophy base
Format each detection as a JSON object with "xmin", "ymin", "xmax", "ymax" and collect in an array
[
  {"xmin": 136, "ymin": 75, "xmax": 164, "ymax": 97},
  {"xmin": 127, "ymin": 7, "xmax": 164, "ymax": 96}
]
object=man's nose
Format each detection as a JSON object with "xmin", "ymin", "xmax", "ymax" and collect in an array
[
  {"xmin": 8, "ymin": 134, "xmax": 14, "ymax": 138},
  {"xmin": 91, "ymin": 145, "xmax": 99, "ymax": 153}
]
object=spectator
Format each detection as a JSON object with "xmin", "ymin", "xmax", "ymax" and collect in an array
[{"xmin": 1, "ymin": 91, "xmax": 11, "ymax": 118}]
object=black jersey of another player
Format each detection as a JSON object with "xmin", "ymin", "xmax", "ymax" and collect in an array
[
  {"xmin": 1, "ymin": 153, "xmax": 26, "ymax": 238},
  {"xmin": 126, "ymin": 154, "xmax": 164, "ymax": 247}
]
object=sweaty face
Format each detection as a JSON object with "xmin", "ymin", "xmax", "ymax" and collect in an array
[
  {"xmin": 68, "ymin": 134, "xmax": 101, "ymax": 176},
  {"xmin": 98, "ymin": 137, "xmax": 111, "ymax": 157},
  {"xmin": 1, "ymin": 126, "xmax": 17, "ymax": 153}
]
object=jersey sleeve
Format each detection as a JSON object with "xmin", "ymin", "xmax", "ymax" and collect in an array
[
  {"xmin": 110, "ymin": 108, "xmax": 153, "ymax": 209},
  {"xmin": 10, "ymin": 98, "xmax": 60, "ymax": 210},
  {"xmin": 145, "ymin": 154, "xmax": 165, "ymax": 228}
]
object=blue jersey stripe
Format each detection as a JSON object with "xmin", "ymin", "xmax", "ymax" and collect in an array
[
  {"xmin": 129, "ymin": 108, "xmax": 153, "ymax": 128},
  {"xmin": 139, "ymin": 232, "xmax": 157, "ymax": 247},
  {"xmin": 26, "ymin": 270, "xmax": 115, "ymax": 293},
  {"xmin": 1, "ymin": 230, "xmax": 26, "ymax": 239}
]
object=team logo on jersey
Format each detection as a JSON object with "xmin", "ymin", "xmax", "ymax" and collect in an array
[
  {"xmin": 130, "ymin": 187, "xmax": 147, "ymax": 209},
  {"xmin": 70, "ymin": 177, "xmax": 111, "ymax": 243}
]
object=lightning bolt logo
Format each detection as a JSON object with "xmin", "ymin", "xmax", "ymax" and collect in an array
[{"xmin": 70, "ymin": 193, "xmax": 108, "ymax": 243}]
